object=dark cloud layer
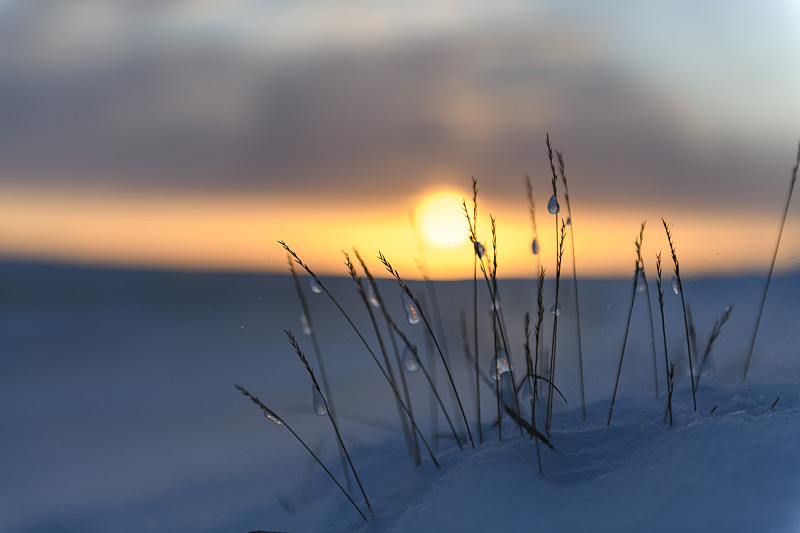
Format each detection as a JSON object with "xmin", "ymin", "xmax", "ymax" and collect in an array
[{"xmin": 0, "ymin": 2, "xmax": 797, "ymax": 213}]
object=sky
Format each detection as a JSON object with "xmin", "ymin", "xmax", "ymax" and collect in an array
[{"xmin": 1, "ymin": 0, "xmax": 799, "ymax": 278}]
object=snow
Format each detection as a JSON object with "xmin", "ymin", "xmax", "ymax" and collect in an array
[
  {"xmin": 303, "ymin": 384, "xmax": 800, "ymax": 533},
  {"xmin": 1, "ymin": 261, "xmax": 798, "ymax": 532}
]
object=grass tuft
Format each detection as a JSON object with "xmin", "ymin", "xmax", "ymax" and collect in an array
[
  {"xmin": 282, "ymin": 240, "xmax": 441, "ymax": 467},
  {"xmin": 379, "ymin": 252, "xmax": 476, "ymax": 449},
  {"xmin": 661, "ymin": 219, "xmax": 697, "ymax": 412},
  {"xmin": 284, "ymin": 329, "xmax": 373, "ymax": 514},
  {"xmin": 234, "ymin": 384, "xmax": 368, "ymax": 521}
]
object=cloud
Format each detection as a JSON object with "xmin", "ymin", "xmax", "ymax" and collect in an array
[{"xmin": 0, "ymin": 1, "xmax": 796, "ymax": 215}]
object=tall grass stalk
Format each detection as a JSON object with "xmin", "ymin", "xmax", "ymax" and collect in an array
[
  {"xmin": 525, "ymin": 174, "xmax": 542, "ymax": 292},
  {"xmin": 546, "ymin": 220, "xmax": 568, "ymax": 433},
  {"xmin": 662, "ymin": 219, "xmax": 697, "ymax": 411},
  {"xmin": 409, "ymin": 214, "xmax": 462, "ymax": 438},
  {"xmin": 656, "ymin": 253, "xmax": 673, "ymax": 426},
  {"xmin": 463, "ymin": 177, "xmax": 483, "ymax": 444},
  {"xmin": 354, "ymin": 249, "xmax": 421, "ymax": 460},
  {"xmin": 234, "ymin": 384, "xmax": 368, "ymax": 521},
  {"xmin": 464, "ymin": 196, "xmax": 518, "ymax": 439},
  {"xmin": 695, "ymin": 305, "xmax": 734, "ymax": 389},
  {"xmin": 534, "ymin": 266, "xmax": 546, "ymax": 402},
  {"xmin": 458, "ymin": 311, "xmax": 478, "ymax": 443},
  {"xmin": 633, "ymin": 222, "xmax": 659, "ymax": 397},
  {"xmin": 423, "ymin": 330, "xmax": 439, "ymax": 450},
  {"xmin": 379, "ymin": 253, "xmax": 476, "ymax": 449},
  {"xmin": 545, "ymin": 133, "xmax": 566, "ymax": 433},
  {"xmin": 607, "ymin": 258, "xmax": 641, "ymax": 426},
  {"xmin": 281, "ymin": 241, "xmax": 440, "ymax": 466},
  {"xmin": 523, "ymin": 312, "xmax": 543, "ymax": 475},
  {"xmin": 381, "ymin": 305, "xmax": 464, "ymax": 449},
  {"xmin": 503, "ymin": 405, "xmax": 555, "ymax": 451},
  {"xmin": 287, "ymin": 255, "xmax": 353, "ymax": 489},
  {"xmin": 556, "ymin": 151, "xmax": 587, "ymax": 420},
  {"xmin": 743, "ymin": 141, "xmax": 800, "ymax": 378},
  {"xmin": 345, "ymin": 252, "xmax": 419, "ymax": 464},
  {"xmin": 487, "ymin": 218, "xmax": 523, "ymax": 435},
  {"xmin": 285, "ymin": 330, "xmax": 373, "ymax": 514}
]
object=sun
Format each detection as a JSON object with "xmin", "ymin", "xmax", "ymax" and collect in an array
[{"xmin": 415, "ymin": 191, "xmax": 469, "ymax": 248}]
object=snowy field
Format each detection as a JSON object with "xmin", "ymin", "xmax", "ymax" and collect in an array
[{"xmin": 1, "ymin": 260, "xmax": 798, "ymax": 532}]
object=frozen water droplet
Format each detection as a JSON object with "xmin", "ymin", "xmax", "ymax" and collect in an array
[
  {"xmin": 489, "ymin": 296, "xmax": 501, "ymax": 312},
  {"xmin": 474, "ymin": 241, "xmax": 485, "ymax": 259},
  {"xmin": 308, "ymin": 277, "xmax": 322, "ymax": 294},
  {"xmin": 264, "ymin": 410, "xmax": 283, "ymax": 425},
  {"xmin": 566, "ymin": 217, "xmax": 571, "ymax": 226},
  {"xmin": 636, "ymin": 277, "xmax": 646, "ymax": 293},
  {"xmin": 550, "ymin": 302, "xmax": 561, "ymax": 317},
  {"xmin": 300, "ymin": 310, "xmax": 312, "ymax": 335},
  {"xmin": 547, "ymin": 194, "xmax": 560, "ymax": 214},
  {"xmin": 312, "ymin": 386, "xmax": 328, "ymax": 416},
  {"xmin": 490, "ymin": 348, "xmax": 512, "ymax": 380},
  {"xmin": 519, "ymin": 375, "xmax": 534, "ymax": 403},
  {"xmin": 365, "ymin": 282, "xmax": 380, "ymax": 308},
  {"xmin": 402, "ymin": 292, "xmax": 420, "ymax": 325},
  {"xmin": 531, "ymin": 238, "xmax": 540, "ymax": 255},
  {"xmin": 402, "ymin": 345, "xmax": 420, "ymax": 373},
  {"xmin": 671, "ymin": 275, "xmax": 680, "ymax": 295}
]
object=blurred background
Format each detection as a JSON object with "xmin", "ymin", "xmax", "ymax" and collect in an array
[
  {"xmin": 1, "ymin": 0, "xmax": 799, "ymax": 278},
  {"xmin": 2, "ymin": 2, "xmax": 800, "ymax": 531}
]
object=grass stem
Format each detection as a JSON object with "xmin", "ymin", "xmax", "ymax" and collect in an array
[
  {"xmin": 285, "ymin": 330, "xmax": 373, "ymax": 514},
  {"xmin": 662, "ymin": 219, "xmax": 697, "ymax": 411},
  {"xmin": 281, "ymin": 241, "xmax": 440, "ymax": 467},
  {"xmin": 557, "ymin": 151, "xmax": 587, "ymax": 420},
  {"xmin": 656, "ymin": 253, "xmax": 673, "ymax": 426},
  {"xmin": 607, "ymin": 260, "xmax": 641, "ymax": 426},
  {"xmin": 380, "ymin": 253, "xmax": 476, "ymax": 449},
  {"xmin": 234, "ymin": 384, "xmax": 368, "ymax": 521},
  {"xmin": 743, "ymin": 141, "xmax": 799, "ymax": 378}
]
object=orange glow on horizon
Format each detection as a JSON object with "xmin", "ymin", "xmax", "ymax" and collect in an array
[{"xmin": 1, "ymin": 185, "xmax": 798, "ymax": 280}]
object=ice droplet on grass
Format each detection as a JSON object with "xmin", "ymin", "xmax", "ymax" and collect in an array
[
  {"xmin": 402, "ymin": 292, "xmax": 420, "ymax": 325},
  {"xmin": 531, "ymin": 238, "xmax": 540, "ymax": 255},
  {"xmin": 550, "ymin": 302, "xmax": 561, "ymax": 316},
  {"xmin": 308, "ymin": 277, "xmax": 322, "ymax": 294},
  {"xmin": 312, "ymin": 386, "xmax": 328, "ymax": 416},
  {"xmin": 402, "ymin": 345, "xmax": 420, "ymax": 373},
  {"xmin": 636, "ymin": 276, "xmax": 646, "ymax": 293},
  {"xmin": 566, "ymin": 217, "xmax": 571, "ymax": 226},
  {"xmin": 547, "ymin": 194, "xmax": 560, "ymax": 214},
  {"xmin": 490, "ymin": 348, "xmax": 512, "ymax": 380},
  {"xmin": 672, "ymin": 275, "xmax": 680, "ymax": 295},
  {"xmin": 300, "ymin": 310, "xmax": 311, "ymax": 335},
  {"xmin": 264, "ymin": 410, "xmax": 282, "ymax": 425},
  {"xmin": 365, "ymin": 283, "xmax": 380, "ymax": 308},
  {"xmin": 474, "ymin": 241, "xmax": 485, "ymax": 259}
]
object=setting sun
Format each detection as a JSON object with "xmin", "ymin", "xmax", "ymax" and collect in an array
[{"xmin": 414, "ymin": 191, "xmax": 469, "ymax": 248}]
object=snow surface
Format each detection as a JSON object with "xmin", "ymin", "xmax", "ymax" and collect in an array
[{"xmin": 1, "ymin": 261, "xmax": 798, "ymax": 532}]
